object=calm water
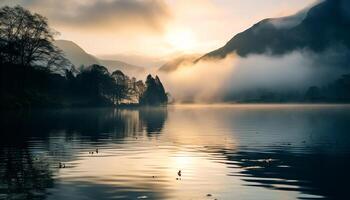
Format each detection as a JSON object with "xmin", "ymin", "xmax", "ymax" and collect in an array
[{"xmin": 1, "ymin": 104, "xmax": 350, "ymax": 200}]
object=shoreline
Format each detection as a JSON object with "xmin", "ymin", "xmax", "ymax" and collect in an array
[{"xmin": 2, "ymin": 102, "xmax": 350, "ymax": 112}]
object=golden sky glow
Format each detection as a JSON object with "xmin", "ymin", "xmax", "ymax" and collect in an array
[{"xmin": 1, "ymin": 0, "xmax": 317, "ymax": 59}]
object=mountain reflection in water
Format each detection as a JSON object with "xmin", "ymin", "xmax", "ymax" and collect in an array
[{"xmin": 0, "ymin": 105, "xmax": 349, "ymax": 200}]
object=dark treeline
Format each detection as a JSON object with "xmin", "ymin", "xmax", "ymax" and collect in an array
[
  {"xmin": 304, "ymin": 74, "xmax": 350, "ymax": 103},
  {"xmin": 0, "ymin": 6, "xmax": 167, "ymax": 109},
  {"xmin": 228, "ymin": 74, "xmax": 350, "ymax": 103}
]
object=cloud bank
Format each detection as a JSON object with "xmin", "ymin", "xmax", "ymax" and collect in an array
[
  {"xmin": 0, "ymin": 0, "xmax": 171, "ymax": 32},
  {"xmin": 159, "ymin": 47, "xmax": 350, "ymax": 103}
]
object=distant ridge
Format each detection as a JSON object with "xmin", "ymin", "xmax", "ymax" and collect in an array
[
  {"xmin": 55, "ymin": 40, "xmax": 100, "ymax": 67},
  {"xmin": 99, "ymin": 59, "xmax": 144, "ymax": 74},
  {"xmin": 55, "ymin": 40, "xmax": 144, "ymax": 74}
]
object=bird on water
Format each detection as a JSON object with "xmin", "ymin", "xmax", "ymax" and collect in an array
[{"xmin": 178, "ymin": 170, "xmax": 182, "ymax": 177}]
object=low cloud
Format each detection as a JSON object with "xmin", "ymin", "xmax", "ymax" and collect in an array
[
  {"xmin": 159, "ymin": 48, "xmax": 350, "ymax": 103},
  {"xmin": 268, "ymin": 7, "xmax": 310, "ymax": 29},
  {"xmin": 0, "ymin": 0, "xmax": 171, "ymax": 33},
  {"xmin": 159, "ymin": 55, "xmax": 236, "ymax": 103}
]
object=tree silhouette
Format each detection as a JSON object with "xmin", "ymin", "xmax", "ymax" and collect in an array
[
  {"xmin": 73, "ymin": 65, "xmax": 129, "ymax": 106},
  {"xmin": 140, "ymin": 75, "xmax": 168, "ymax": 105},
  {"xmin": 111, "ymin": 70, "xmax": 128, "ymax": 105},
  {"xmin": 0, "ymin": 6, "xmax": 167, "ymax": 108},
  {"xmin": 0, "ymin": 6, "xmax": 67, "ymax": 69}
]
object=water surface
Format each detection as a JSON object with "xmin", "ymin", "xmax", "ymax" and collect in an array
[{"xmin": 1, "ymin": 104, "xmax": 350, "ymax": 200}]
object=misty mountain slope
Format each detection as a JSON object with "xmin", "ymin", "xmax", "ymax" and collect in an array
[
  {"xmin": 200, "ymin": 0, "xmax": 350, "ymax": 60},
  {"xmin": 55, "ymin": 40, "xmax": 144, "ymax": 74},
  {"xmin": 55, "ymin": 40, "xmax": 100, "ymax": 67},
  {"xmin": 99, "ymin": 60, "xmax": 144, "ymax": 74},
  {"xmin": 158, "ymin": 54, "xmax": 201, "ymax": 72}
]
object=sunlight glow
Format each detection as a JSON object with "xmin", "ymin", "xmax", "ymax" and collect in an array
[
  {"xmin": 165, "ymin": 28, "xmax": 196, "ymax": 52},
  {"xmin": 173, "ymin": 153, "xmax": 193, "ymax": 168}
]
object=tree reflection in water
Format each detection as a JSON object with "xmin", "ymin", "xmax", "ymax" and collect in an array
[
  {"xmin": 0, "ymin": 146, "xmax": 54, "ymax": 200},
  {"xmin": 0, "ymin": 107, "xmax": 168, "ymax": 200},
  {"xmin": 1, "ymin": 105, "xmax": 350, "ymax": 200}
]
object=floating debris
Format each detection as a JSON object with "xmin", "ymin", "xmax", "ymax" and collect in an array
[
  {"xmin": 176, "ymin": 170, "xmax": 182, "ymax": 180},
  {"xmin": 178, "ymin": 170, "xmax": 182, "ymax": 177},
  {"xmin": 59, "ymin": 162, "xmax": 65, "ymax": 168}
]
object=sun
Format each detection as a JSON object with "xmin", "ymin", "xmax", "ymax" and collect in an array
[{"xmin": 165, "ymin": 28, "xmax": 196, "ymax": 52}]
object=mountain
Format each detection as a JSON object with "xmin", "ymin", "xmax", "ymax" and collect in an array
[
  {"xmin": 199, "ymin": 0, "xmax": 350, "ymax": 60},
  {"xmin": 158, "ymin": 54, "xmax": 201, "ymax": 72},
  {"xmin": 99, "ymin": 59, "xmax": 144, "ymax": 74},
  {"xmin": 99, "ymin": 54, "xmax": 165, "ymax": 68},
  {"xmin": 55, "ymin": 40, "xmax": 144, "ymax": 74},
  {"xmin": 54, "ymin": 40, "xmax": 100, "ymax": 68}
]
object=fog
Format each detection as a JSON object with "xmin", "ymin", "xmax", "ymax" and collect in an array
[
  {"xmin": 156, "ymin": 48, "xmax": 350, "ymax": 103},
  {"xmin": 159, "ymin": 55, "xmax": 236, "ymax": 102}
]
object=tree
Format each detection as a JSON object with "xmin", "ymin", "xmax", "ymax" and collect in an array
[
  {"xmin": 111, "ymin": 70, "xmax": 127, "ymax": 105},
  {"xmin": 0, "ymin": 6, "xmax": 66, "ymax": 69},
  {"xmin": 140, "ymin": 75, "xmax": 168, "ymax": 105},
  {"xmin": 304, "ymin": 86, "xmax": 323, "ymax": 102},
  {"xmin": 75, "ymin": 65, "xmax": 117, "ymax": 105}
]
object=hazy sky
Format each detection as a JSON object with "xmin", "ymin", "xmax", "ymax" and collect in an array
[{"xmin": 1, "ymin": 0, "xmax": 317, "ymax": 58}]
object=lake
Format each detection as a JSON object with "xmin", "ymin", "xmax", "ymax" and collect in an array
[{"xmin": 1, "ymin": 104, "xmax": 350, "ymax": 200}]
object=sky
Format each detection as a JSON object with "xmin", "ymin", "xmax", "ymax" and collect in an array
[{"xmin": 0, "ymin": 0, "xmax": 317, "ymax": 59}]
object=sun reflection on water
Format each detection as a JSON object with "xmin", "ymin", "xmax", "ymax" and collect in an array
[{"xmin": 1, "ymin": 105, "xmax": 350, "ymax": 199}]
